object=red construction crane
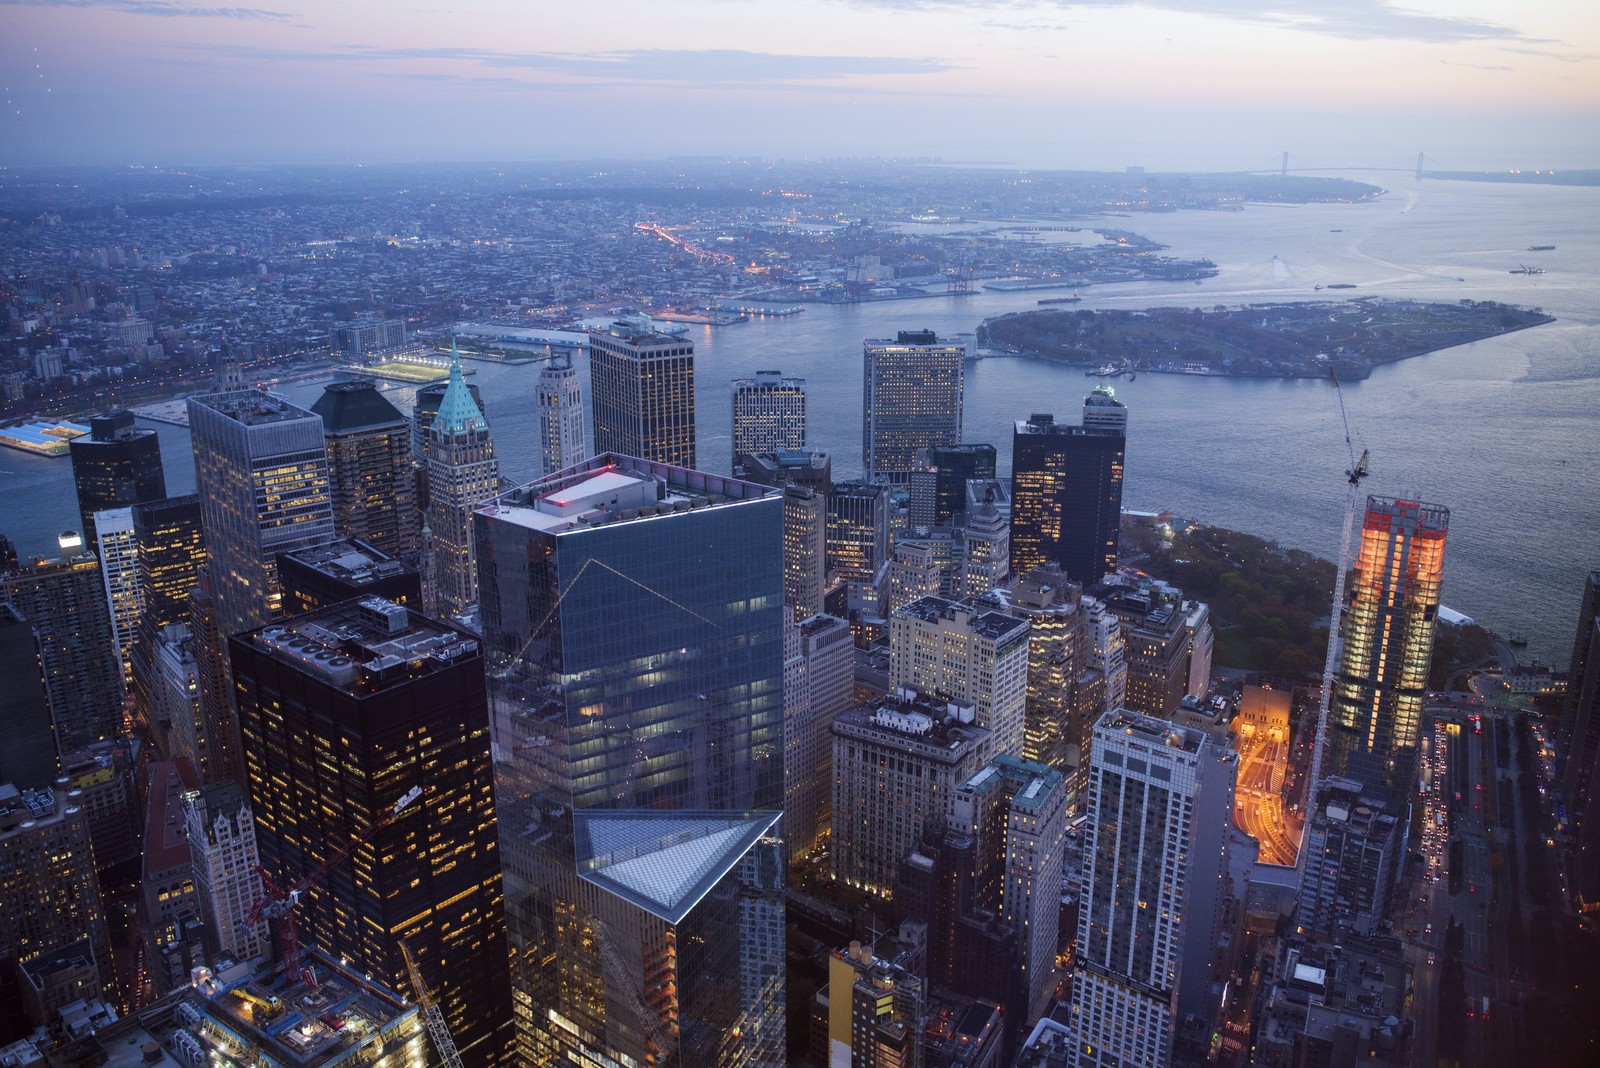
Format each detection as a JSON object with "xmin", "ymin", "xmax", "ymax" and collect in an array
[{"xmin": 245, "ymin": 784, "xmax": 427, "ymax": 986}]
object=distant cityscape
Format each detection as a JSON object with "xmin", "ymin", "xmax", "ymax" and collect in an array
[{"xmin": 0, "ymin": 161, "xmax": 1596, "ymax": 1068}]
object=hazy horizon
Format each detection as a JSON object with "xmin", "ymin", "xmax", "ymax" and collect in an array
[{"xmin": 2, "ymin": 0, "xmax": 1596, "ymax": 172}]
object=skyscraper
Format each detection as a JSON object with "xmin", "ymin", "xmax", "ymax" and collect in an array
[
  {"xmin": 187, "ymin": 389, "xmax": 335, "ymax": 641},
  {"xmin": 312, "ymin": 379, "xmax": 419, "ymax": 561},
  {"xmin": 537, "ymin": 349, "xmax": 587, "ymax": 475},
  {"xmin": 862, "ymin": 331, "xmax": 965, "ymax": 484},
  {"xmin": 68, "ymin": 410, "xmax": 166, "ymax": 552},
  {"xmin": 908, "ymin": 442, "xmax": 996, "ymax": 528},
  {"xmin": 414, "ymin": 377, "xmax": 485, "ymax": 464},
  {"xmin": 131, "ymin": 495, "xmax": 206, "ymax": 634},
  {"xmin": 183, "ymin": 781, "xmax": 266, "ymax": 972},
  {"xmin": 0, "ymin": 535, "xmax": 124, "ymax": 758},
  {"xmin": 92, "ymin": 507, "xmax": 141, "ymax": 692},
  {"xmin": 1325, "ymin": 496, "xmax": 1449, "ymax": 794},
  {"xmin": 425, "ymin": 351, "xmax": 499, "ymax": 615},
  {"xmin": 588, "ymin": 315, "xmax": 697, "ymax": 466},
  {"xmin": 1009, "ymin": 387, "xmax": 1127, "ymax": 585},
  {"xmin": 475, "ymin": 454, "xmax": 786, "ymax": 1067},
  {"xmin": 889, "ymin": 595, "xmax": 1031, "ymax": 759},
  {"xmin": 827, "ymin": 480, "xmax": 889, "ymax": 586},
  {"xmin": 1559, "ymin": 571, "xmax": 1600, "ymax": 903},
  {"xmin": 0, "ymin": 603, "xmax": 55, "ymax": 789},
  {"xmin": 741, "ymin": 450, "xmax": 832, "ymax": 621},
  {"xmin": 1071, "ymin": 709, "xmax": 1236, "ymax": 1068},
  {"xmin": 1297, "ymin": 776, "xmax": 1403, "ymax": 938},
  {"xmin": 731, "ymin": 371, "xmax": 806, "ymax": 460},
  {"xmin": 230, "ymin": 598, "xmax": 512, "ymax": 1068}
]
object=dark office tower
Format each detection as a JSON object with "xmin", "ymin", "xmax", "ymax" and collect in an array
[
  {"xmin": 188, "ymin": 571, "xmax": 240, "ymax": 787},
  {"xmin": 1325, "ymin": 497, "xmax": 1449, "ymax": 795},
  {"xmin": 68, "ymin": 410, "xmax": 166, "ymax": 552},
  {"xmin": 312, "ymin": 380, "xmax": 419, "ymax": 561},
  {"xmin": 589, "ymin": 315, "xmax": 697, "ymax": 467},
  {"xmin": 187, "ymin": 389, "xmax": 335, "ymax": 641},
  {"xmin": 0, "ymin": 535, "xmax": 123, "ymax": 758},
  {"xmin": 0, "ymin": 604, "xmax": 56, "ymax": 788},
  {"xmin": 475, "ymin": 454, "xmax": 787, "ymax": 1068},
  {"xmin": 277, "ymin": 538, "xmax": 421, "ymax": 616},
  {"xmin": 1560, "ymin": 572, "xmax": 1600, "ymax": 902},
  {"xmin": 1008, "ymin": 388, "xmax": 1127, "ymax": 585},
  {"xmin": 132, "ymin": 495, "xmax": 206, "ymax": 632},
  {"xmin": 740, "ymin": 450, "xmax": 833, "ymax": 621},
  {"xmin": 863, "ymin": 330, "xmax": 965, "ymax": 484},
  {"xmin": 413, "ymin": 378, "xmax": 486, "ymax": 465},
  {"xmin": 425, "ymin": 352, "xmax": 499, "ymax": 615},
  {"xmin": 731, "ymin": 371, "xmax": 806, "ymax": 461},
  {"xmin": 908, "ymin": 443, "xmax": 996, "ymax": 528},
  {"xmin": 827, "ymin": 479, "xmax": 890, "ymax": 586},
  {"xmin": 0, "ymin": 533, "xmax": 18, "ymax": 574},
  {"xmin": 231, "ymin": 598, "xmax": 512, "ymax": 1068}
]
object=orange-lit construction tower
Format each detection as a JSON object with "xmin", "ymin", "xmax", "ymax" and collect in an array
[{"xmin": 1325, "ymin": 496, "xmax": 1449, "ymax": 794}]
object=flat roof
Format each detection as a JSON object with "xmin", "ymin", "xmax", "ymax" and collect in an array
[{"xmin": 189, "ymin": 390, "xmax": 317, "ymax": 427}]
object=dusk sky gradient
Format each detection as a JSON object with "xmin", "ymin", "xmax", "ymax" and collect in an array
[{"xmin": 1, "ymin": 0, "xmax": 1596, "ymax": 169}]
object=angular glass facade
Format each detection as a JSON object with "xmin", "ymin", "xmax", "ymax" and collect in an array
[{"xmin": 475, "ymin": 454, "xmax": 785, "ymax": 1067}]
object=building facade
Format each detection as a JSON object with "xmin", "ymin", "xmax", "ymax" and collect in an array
[
  {"xmin": 537, "ymin": 350, "xmax": 587, "ymax": 475},
  {"xmin": 187, "ymin": 389, "xmax": 336, "ymax": 641},
  {"xmin": 311, "ymin": 380, "xmax": 419, "ymax": 561},
  {"xmin": 92, "ymin": 507, "xmax": 141, "ymax": 692},
  {"xmin": 68, "ymin": 410, "xmax": 166, "ymax": 552},
  {"xmin": 588, "ymin": 316, "xmax": 697, "ymax": 467},
  {"xmin": 1297, "ymin": 776, "xmax": 1402, "ymax": 938},
  {"xmin": 828, "ymin": 480, "xmax": 890, "ymax": 586},
  {"xmin": 1559, "ymin": 571, "xmax": 1600, "ymax": 904},
  {"xmin": 1071, "ymin": 710, "xmax": 1235, "ymax": 1068},
  {"xmin": 230, "ymin": 598, "xmax": 512, "ymax": 1068},
  {"xmin": 474, "ymin": 454, "xmax": 786, "ymax": 1067},
  {"xmin": 1326, "ymin": 497, "xmax": 1449, "ymax": 795},
  {"xmin": 889, "ymin": 596, "xmax": 1031, "ymax": 759},
  {"xmin": 184, "ymin": 781, "xmax": 266, "ymax": 965},
  {"xmin": 425, "ymin": 352, "xmax": 499, "ymax": 615},
  {"xmin": 863, "ymin": 331, "xmax": 965, "ymax": 484},
  {"xmin": 908, "ymin": 443, "xmax": 996, "ymax": 528},
  {"xmin": 731, "ymin": 371, "xmax": 806, "ymax": 460},
  {"xmin": 1008, "ymin": 389, "xmax": 1127, "ymax": 585}
]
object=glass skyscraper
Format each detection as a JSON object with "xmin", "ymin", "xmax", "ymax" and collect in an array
[
  {"xmin": 475, "ymin": 454, "xmax": 785, "ymax": 1067},
  {"xmin": 1326, "ymin": 496, "xmax": 1449, "ymax": 794},
  {"xmin": 1008, "ymin": 387, "xmax": 1127, "ymax": 585}
]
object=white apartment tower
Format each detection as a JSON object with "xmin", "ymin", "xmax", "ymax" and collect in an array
[
  {"xmin": 889, "ymin": 595, "xmax": 1031, "ymax": 759},
  {"xmin": 92, "ymin": 506, "xmax": 141, "ymax": 692},
  {"xmin": 184, "ymin": 781, "xmax": 266, "ymax": 963},
  {"xmin": 1071, "ymin": 709, "xmax": 1236, "ymax": 1068},
  {"xmin": 537, "ymin": 349, "xmax": 587, "ymax": 475},
  {"xmin": 425, "ymin": 346, "xmax": 499, "ymax": 615}
]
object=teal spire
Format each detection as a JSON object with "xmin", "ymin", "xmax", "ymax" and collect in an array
[{"xmin": 434, "ymin": 337, "xmax": 488, "ymax": 435}]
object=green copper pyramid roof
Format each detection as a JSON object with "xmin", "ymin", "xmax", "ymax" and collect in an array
[{"xmin": 434, "ymin": 338, "xmax": 488, "ymax": 435}]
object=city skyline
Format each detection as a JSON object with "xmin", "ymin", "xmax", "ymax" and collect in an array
[{"xmin": 0, "ymin": 1, "xmax": 1595, "ymax": 168}]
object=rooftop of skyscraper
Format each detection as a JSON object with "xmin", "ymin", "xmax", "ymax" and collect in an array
[
  {"xmin": 481, "ymin": 453, "xmax": 777, "ymax": 536},
  {"xmin": 1099, "ymin": 707, "xmax": 1206, "ymax": 755},
  {"xmin": 189, "ymin": 389, "xmax": 316, "ymax": 426},
  {"xmin": 239, "ymin": 598, "xmax": 478, "ymax": 698},
  {"xmin": 310, "ymin": 380, "xmax": 407, "ymax": 434},
  {"xmin": 958, "ymin": 755, "xmax": 1064, "ymax": 811},
  {"xmin": 894, "ymin": 594, "xmax": 1031, "ymax": 643},
  {"xmin": 279, "ymin": 539, "xmax": 410, "ymax": 587},
  {"xmin": 833, "ymin": 689, "xmax": 987, "ymax": 756}
]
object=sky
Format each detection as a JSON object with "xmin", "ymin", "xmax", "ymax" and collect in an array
[{"xmin": 1, "ymin": 0, "xmax": 1596, "ymax": 170}]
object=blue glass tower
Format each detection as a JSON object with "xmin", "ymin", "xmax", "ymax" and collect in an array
[{"xmin": 475, "ymin": 454, "xmax": 785, "ymax": 1067}]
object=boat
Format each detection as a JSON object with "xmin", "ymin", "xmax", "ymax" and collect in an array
[
  {"xmin": 1037, "ymin": 293, "xmax": 1082, "ymax": 305},
  {"xmin": 1508, "ymin": 632, "xmax": 1529, "ymax": 647},
  {"xmin": 1085, "ymin": 363, "xmax": 1119, "ymax": 377},
  {"xmin": 1509, "ymin": 265, "xmax": 1546, "ymax": 275},
  {"xmin": 1529, "ymin": 245, "xmax": 1555, "ymax": 251},
  {"xmin": 1326, "ymin": 283, "xmax": 1357, "ymax": 290}
]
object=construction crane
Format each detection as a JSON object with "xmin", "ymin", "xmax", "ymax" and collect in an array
[
  {"xmin": 1297, "ymin": 369, "xmax": 1369, "ymax": 881},
  {"xmin": 244, "ymin": 784, "xmax": 427, "ymax": 987},
  {"xmin": 399, "ymin": 939, "xmax": 465, "ymax": 1068}
]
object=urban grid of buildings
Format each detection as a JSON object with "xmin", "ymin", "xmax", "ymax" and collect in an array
[{"xmin": 0, "ymin": 165, "xmax": 1592, "ymax": 1068}]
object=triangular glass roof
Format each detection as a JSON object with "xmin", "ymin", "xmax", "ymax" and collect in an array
[{"xmin": 574, "ymin": 810, "xmax": 782, "ymax": 925}]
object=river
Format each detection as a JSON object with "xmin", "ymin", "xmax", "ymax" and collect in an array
[{"xmin": 2, "ymin": 173, "xmax": 1595, "ymax": 664}]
